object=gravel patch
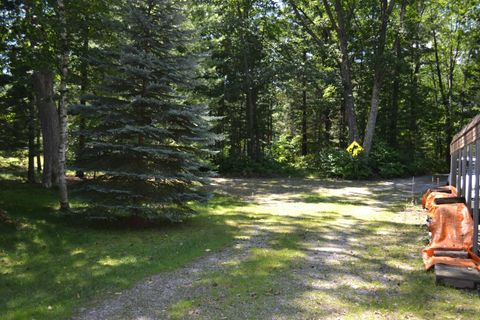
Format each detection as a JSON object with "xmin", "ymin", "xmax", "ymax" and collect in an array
[{"xmin": 73, "ymin": 176, "xmax": 438, "ymax": 319}]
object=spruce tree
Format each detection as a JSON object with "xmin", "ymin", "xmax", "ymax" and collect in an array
[{"xmin": 73, "ymin": 0, "xmax": 219, "ymax": 222}]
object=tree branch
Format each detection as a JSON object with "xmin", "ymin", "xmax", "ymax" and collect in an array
[
  {"xmin": 288, "ymin": 0, "xmax": 325, "ymax": 48},
  {"xmin": 322, "ymin": 0, "xmax": 339, "ymax": 32}
]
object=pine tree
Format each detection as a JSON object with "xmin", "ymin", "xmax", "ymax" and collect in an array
[{"xmin": 73, "ymin": 0, "xmax": 219, "ymax": 222}]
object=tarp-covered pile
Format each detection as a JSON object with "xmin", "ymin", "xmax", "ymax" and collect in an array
[{"xmin": 422, "ymin": 186, "xmax": 480, "ymax": 270}]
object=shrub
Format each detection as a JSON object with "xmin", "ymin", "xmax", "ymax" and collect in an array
[
  {"xmin": 369, "ymin": 142, "xmax": 406, "ymax": 178},
  {"xmin": 306, "ymin": 147, "xmax": 372, "ymax": 179},
  {"xmin": 270, "ymin": 134, "xmax": 302, "ymax": 165},
  {"xmin": 217, "ymin": 156, "xmax": 300, "ymax": 177}
]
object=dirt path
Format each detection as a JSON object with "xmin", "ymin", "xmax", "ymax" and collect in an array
[{"xmin": 73, "ymin": 176, "xmax": 444, "ymax": 320}]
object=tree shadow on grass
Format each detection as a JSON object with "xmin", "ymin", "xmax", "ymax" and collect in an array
[
  {"xmin": 157, "ymin": 177, "xmax": 477, "ymax": 319},
  {"xmin": 0, "ymin": 179, "xmax": 256, "ymax": 320},
  {"xmin": 170, "ymin": 214, "xmax": 480, "ymax": 319},
  {"xmin": 273, "ymin": 218, "xmax": 480, "ymax": 319},
  {"xmin": 0, "ymin": 176, "xmax": 453, "ymax": 319},
  {"xmin": 211, "ymin": 176, "xmax": 436, "ymax": 214}
]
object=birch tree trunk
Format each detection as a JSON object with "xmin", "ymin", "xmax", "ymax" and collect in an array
[
  {"xmin": 78, "ymin": 25, "xmax": 89, "ymax": 161},
  {"xmin": 57, "ymin": 0, "xmax": 70, "ymax": 211},
  {"xmin": 301, "ymin": 51, "xmax": 308, "ymax": 155}
]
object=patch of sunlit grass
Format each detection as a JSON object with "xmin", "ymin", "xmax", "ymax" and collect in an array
[
  {"xmin": 168, "ymin": 299, "xmax": 195, "ymax": 319},
  {"xmin": 97, "ymin": 256, "xmax": 137, "ymax": 267},
  {"xmin": 171, "ymin": 231, "xmax": 305, "ymax": 318}
]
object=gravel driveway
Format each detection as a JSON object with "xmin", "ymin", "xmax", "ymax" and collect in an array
[{"xmin": 73, "ymin": 176, "xmax": 449, "ymax": 320}]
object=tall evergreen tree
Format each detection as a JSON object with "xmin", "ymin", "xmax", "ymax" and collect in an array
[{"xmin": 74, "ymin": 0, "xmax": 219, "ymax": 221}]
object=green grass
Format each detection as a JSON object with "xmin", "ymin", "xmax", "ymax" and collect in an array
[
  {"xmin": 0, "ymin": 179, "xmax": 247, "ymax": 320},
  {"xmin": 165, "ymin": 184, "xmax": 480, "ymax": 319},
  {"xmin": 3, "ymin": 156, "xmax": 480, "ymax": 319},
  {"xmin": 168, "ymin": 232, "xmax": 304, "ymax": 319},
  {"xmin": 0, "ymin": 153, "xmax": 28, "ymax": 181}
]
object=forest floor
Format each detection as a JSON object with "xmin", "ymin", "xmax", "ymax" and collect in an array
[{"xmin": 72, "ymin": 176, "xmax": 480, "ymax": 320}]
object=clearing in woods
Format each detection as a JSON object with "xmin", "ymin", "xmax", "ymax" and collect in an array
[{"xmin": 74, "ymin": 176, "xmax": 480, "ymax": 320}]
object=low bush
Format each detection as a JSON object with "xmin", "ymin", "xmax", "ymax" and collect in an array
[
  {"xmin": 217, "ymin": 156, "xmax": 301, "ymax": 177},
  {"xmin": 216, "ymin": 140, "xmax": 442, "ymax": 179},
  {"xmin": 369, "ymin": 142, "xmax": 407, "ymax": 178}
]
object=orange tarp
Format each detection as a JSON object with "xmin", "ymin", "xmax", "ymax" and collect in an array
[
  {"xmin": 422, "ymin": 186, "xmax": 457, "ymax": 210},
  {"xmin": 422, "ymin": 188, "xmax": 480, "ymax": 271}
]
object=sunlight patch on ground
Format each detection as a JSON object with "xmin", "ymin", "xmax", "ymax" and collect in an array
[
  {"xmin": 96, "ymin": 255, "xmax": 136, "ymax": 267},
  {"xmin": 71, "ymin": 248, "xmax": 85, "ymax": 256}
]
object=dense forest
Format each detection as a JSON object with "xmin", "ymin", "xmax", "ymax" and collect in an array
[{"xmin": 1, "ymin": 0, "xmax": 479, "ymax": 218}]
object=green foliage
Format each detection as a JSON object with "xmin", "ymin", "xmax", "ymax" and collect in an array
[
  {"xmin": 302, "ymin": 143, "xmax": 427, "ymax": 179},
  {"xmin": 312, "ymin": 148, "xmax": 372, "ymax": 179},
  {"xmin": 72, "ymin": 0, "xmax": 219, "ymax": 221},
  {"xmin": 270, "ymin": 134, "xmax": 302, "ymax": 164},
  {"xmin": 218, "ymin": 156, "xmax": 299, "ymax": 177},
  {"xmin": 218, "ymin": 140, "xmax": 444, "ymax": 179},
  {"xmin": 369, "ymin": 142, "xmax": 407, "ymax": 178},
  {"xmin": 1, "ymin": 0, "xmax": 479, "ymax": 193}
]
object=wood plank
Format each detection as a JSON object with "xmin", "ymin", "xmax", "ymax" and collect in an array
[
  {"xmin": 467, "ymin": 144, "xmax": 472, "ymax": 209},
  {"xmin": 474, "ymin": 139, "xmax": 480, "ymax": 254},
  {"xmin": 450, "ymin": 150, "xmax": 457, "ymax": 187},
  {"xmin": 434, "ymin": 197, "xmax": 466, "ymax": 205},
  {"xmin": 433, "ymin": 250, "xmax": 469, "ymax": 259},
  {"xmin": 461, "ymin": 147, "xmax": 467, "ymax": 196},
  {"xmin": 436, "ymin": 277, "xmax": 476, "ymax": 289},
  {"xmin": 450, "ymin": 114, "xmax": 480, "ymax": 153},
  {"xmin": 435, "ymin": 264, "xmax": 480, "ymax": 289},
  {"xmin": 456, "ymin": 150, "xmax": 461, "ymax": 190}
]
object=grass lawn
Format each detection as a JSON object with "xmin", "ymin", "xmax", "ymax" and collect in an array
[
  {"xmin": 0, "ymin": 175, "xmax": 246, "ymax": 320},
  {"xmin": 3, "ymin": 164, "xmax": 480, "ymax": 319}
]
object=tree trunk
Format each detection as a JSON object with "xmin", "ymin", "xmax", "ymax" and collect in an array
[
  {"xmin": 301, "ymin": 88, "xmax": 307, "ymax": 155},
  {"xmin": 430, "ymin": 63, "xmax": 440, "ymax": 156},
  {"xmin": 268, "ymin": 96, "xmax": 273, "ymax": 146},
  {"xmin": 244, "ymin": 68, "xmax": 259, "ymax": 161},
  {"xmin": 27, "ymin": 96, "xmax": 36, "ymax": 183},
  {"xmin": 389, "ymin": 75, "xmax": 400, "ymax": 147},
  {"xmin": 339, "ymin": 98, "xmax": 347, "ymax": 148},
  {"xmin": 36, "ymin": 127, "xmax": 42, "ymax": 173},
  {"xmin": 250, "ymin": 90, "xmax": 260, "ymax": 161},
  {"xmin": 363, "ymin": 0, "xmax": 396, "ymax": 154},
  {"xmin": 446, "ymin": 30, "xmax": 459, "ymax": 158},
  {"xmin": 33, "ymin": 71, "xmax": 60, "ymax": 188},
  {"xmin": 432, "ymin": 29, "xmax": 452, "ymax": 165},
  {"xmin": 301, "ymin": 52, "xmax": 308, "ymax": 155},
  {"xmin": 238, "ymin": 3, "xmax": 259, "ymax": 162},
  {"xmin": 338, "ymin": 42, "xmax": 358, "ymax": 143},
  {"xmin": 57, "ymin": 0, "xmax": 70, "ymax": 211},
  {"xmin": 407, "ymin": 60, "xmax": 421, "ymax": 160},
  {"xmin": 324, "ymin": 104, "xmax": 331, "ymax": 147},
  {"xmin": 25, "ymin": 0, "xmax": 41, "ymax": 180},
  {"xmin": 78, "ymin": 26, "xmax": 89, "ymax": 160},
  {"xmin": 459, "ymin": 64, "xmax": 469, "ymax": 127},
  {"xmin": 388, "ymin": 0, "xmax": 406, "ymax": 147},
  {"xmin": 323, "ymin": 0, "xmax": 359, "ymax": 143}
]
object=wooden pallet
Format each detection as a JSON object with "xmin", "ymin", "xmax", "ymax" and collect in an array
[
  {"xmin": 433, "ymin": 250, "xmax": 469, "ymax": 259},
  {"xmin": 435, "ymin": 263, "xmax": 480, "ymax": 289}
]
